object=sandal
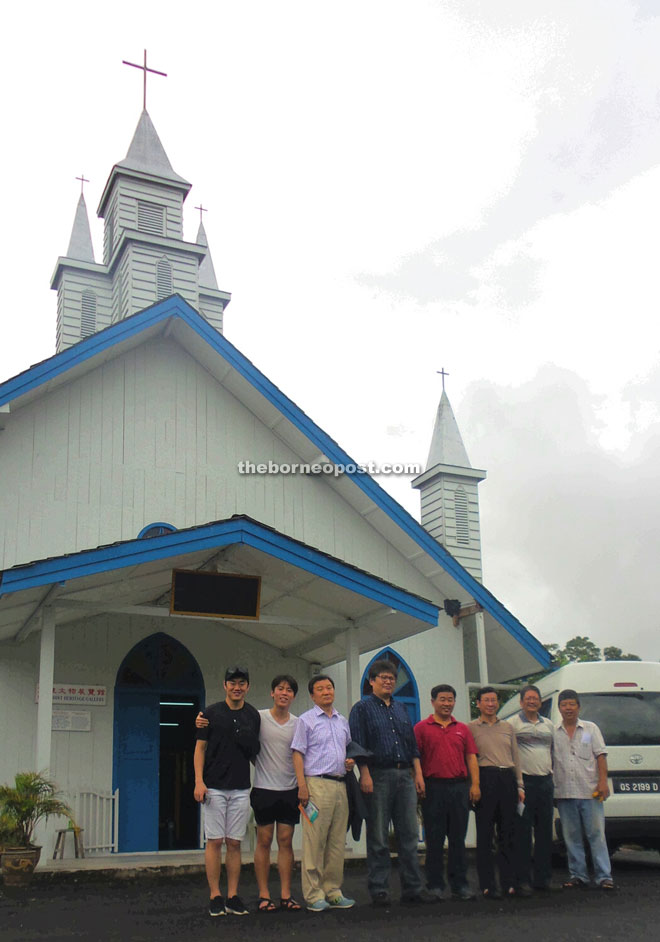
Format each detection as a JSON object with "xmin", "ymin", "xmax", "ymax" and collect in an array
[
  {"xmin": 257, "ymin": 897, "xmax": 277, "ymax": 913},
  {"xmin": 599, "ymin": 880, "xmax": 615, "ymax": 891},
  {"xmin": 280, "ymin": 897, "xmax": 302, "ymax": 911},
  {"xmin": 562, "ymin": 879, "xmax": 586, "ymax": 889}
]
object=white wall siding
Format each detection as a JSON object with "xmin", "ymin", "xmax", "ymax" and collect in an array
[{"xmin": 0, "ymin": 340, "xmax": 439, "ymax": 604}]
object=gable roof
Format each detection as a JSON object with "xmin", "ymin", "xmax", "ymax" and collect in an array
[{"xmin": 0, "ymin": 295, "xmax": 550, "ymax": 672}]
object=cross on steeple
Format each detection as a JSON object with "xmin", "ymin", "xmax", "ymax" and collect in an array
[
  {"xmin": 437, "ymin": 367, "xmax": 450, "ymax": 392},
  {"xmin": 122, "ymin": 49, "xmax": 167, "ymax": 111},
  {"xmin": 194, "ymin": 204, "xmax": 208, "ymax": 225},
  {"xmin": 75, "ymin": 174, "xmax": 89, "ymax": 195}
]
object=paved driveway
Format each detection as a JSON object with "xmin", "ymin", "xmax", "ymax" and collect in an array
[{"xmin": 2, "ymin": 849, "xmax": 659, "ymax": 941}]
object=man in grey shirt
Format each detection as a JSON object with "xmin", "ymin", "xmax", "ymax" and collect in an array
[{"xmin": 553, "ymin": 688, "xmax": 614, "ymax": 890}]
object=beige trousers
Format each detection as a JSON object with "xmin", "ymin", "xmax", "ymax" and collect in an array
[{"xmin": 301, "ymin": 776, "xmax": 349, "ymax": 903}]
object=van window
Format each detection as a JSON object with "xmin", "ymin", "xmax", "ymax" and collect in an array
[
  {"xmin": 579, "ymin": 692, "xmax": 660, "ymax": 746},
  {"xmin": 540, "ymin": 698, "xmax": 552, "ymax": 718}
]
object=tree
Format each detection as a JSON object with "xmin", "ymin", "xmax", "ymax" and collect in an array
[
  {"xmin": 603, "ymin": 646, "xmax": 641, "ymax": 662},
  {"xmin": 561, "ymin": 636, "xmax": 602, "ymax": 663},
  {"xmin": 506, "ymin": 635, "xmax": 642, "ymax": 687}
]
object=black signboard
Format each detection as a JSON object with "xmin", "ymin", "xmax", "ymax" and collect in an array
[{"xmin": 170, "ymin": 570, "xmax": 261, "ymax": 619}]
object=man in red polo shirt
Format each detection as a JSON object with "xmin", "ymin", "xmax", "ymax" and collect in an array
[{"xmin": 414, "ymin": 684, "xmax": 480, "ymax": 900}]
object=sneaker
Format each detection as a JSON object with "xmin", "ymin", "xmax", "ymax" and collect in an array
[
  {"xmin": 209, "ymin": 895, "xmax": 226, "ymax": 917},
  {"xmin": 327, "ymin": 894, "xmax": 356, "ymax": 909},
  {"xmin": 371, "ymin": 892, "xmax": 391, "ymax": 908},
  {"xmin": 225, "ymin": 895, "xmax": 249, "ymax": 915},
  {"xmin": 307, "ymin": 899, "xmax": 330, "ymax": 912}
]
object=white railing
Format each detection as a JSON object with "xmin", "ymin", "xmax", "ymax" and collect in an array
[{"xmin": 72, "ymin": 789, "xmax": 119, "ymax": 854}]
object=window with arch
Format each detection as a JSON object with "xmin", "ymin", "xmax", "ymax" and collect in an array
[
  {"xmin": 361, "ymin": 647, "xmax": 420, "ymax": 724},
  {"xmin": 156, "ymin": 257, "xmax": 173, "ymax": 300},
  {"xmin": 138, "ymin": 522, "xmax": 177, "ymax": 539},
  {"xmin": 454, "ymin": 486, "xmax": 470, "ymax": 545},
  {"xmin": 81, "ymin": 290, "xmax": 97, "ymax": 337}
]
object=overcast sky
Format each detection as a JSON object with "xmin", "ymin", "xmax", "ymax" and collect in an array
[{"xmin": 2, "ymin": 0, "xmax": 659, "ymax": 658}]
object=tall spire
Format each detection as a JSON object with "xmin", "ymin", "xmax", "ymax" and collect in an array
[
  {"xmin": 412, "ymin": 386, "xmax": 486, "ymax": 581},
  {"xmin": 425, "ymin": 390, "xmax": 471, "ymax": 471},
  {"xmin": 197, "ymin": 220, "xmax": 219, "ymax": 289},
  {"xmin": 65, "ymin": 194, "xmax": 95, "ymax": 262},
  {"xmin": 115, "ymin": 110, "xmax": 189, "ymax": 185}
]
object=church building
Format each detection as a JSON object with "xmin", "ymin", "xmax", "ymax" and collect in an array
[{"xmin": 0, "ymin": 99, "xmax": 549, "ymax": 858}]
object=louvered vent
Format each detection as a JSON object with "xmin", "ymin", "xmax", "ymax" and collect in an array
[
  {"xmin": 138, "ymin": 201, "xmax": 164, "ymax": 235},
  {"xmin": 156, "ymin": 258, "xmax": 173, "ymax": 300},
  {"xmin": 81, "ymin": 290, "xmax": 97, "ymax": 337},
  {"xmin": 454, "ymin": 487, "xmax": 470, "ymax": 545}
]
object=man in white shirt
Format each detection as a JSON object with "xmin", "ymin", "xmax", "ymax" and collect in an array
[
  {"xmin": 553, "ymin": 688, "xmax": 614, "ymax": 890},
  {"xmin": 251, "ymin": 675, "xmax": 302, "ymax": 912}
]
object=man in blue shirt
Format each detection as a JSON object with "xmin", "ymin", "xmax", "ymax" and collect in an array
[{"xmin": 349, "ymin": 659, "xmax": 437, "ymax": 907}]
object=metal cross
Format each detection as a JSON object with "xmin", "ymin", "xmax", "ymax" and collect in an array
[
  {"xmin": 122, "ymin": 50, "xmax": 167, "ymax": 111},
  {"xmin": 75, "ymin": 174, "xmax": 89, "ymax": 195},
  {"xmin": 194, "ymin": 204, "xmax": 208, "ymax": 225},
  {"xmin": 436, "ymin": 367, "xmax": 450, "ymax": 391}
]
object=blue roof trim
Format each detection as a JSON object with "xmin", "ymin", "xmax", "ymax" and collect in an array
[
  {"xmin": 0, "ymin": 295, "xmax": 548, "ymax": 666},
  {"xmin": 0, "ymin": 517, "xmax": 439, "ymax": 627}
]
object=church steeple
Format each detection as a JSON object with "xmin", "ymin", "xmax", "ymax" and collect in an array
[
  {"xmin": 412, "ymin": 386, "xmax": 487, "ymax": 581},
  {"xmin": 51, "ymin": 106, "xmax": 230, "ymax": 351}
]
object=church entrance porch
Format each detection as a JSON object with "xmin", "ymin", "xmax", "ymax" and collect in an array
[{"xmin": 0, "ymin": 516, "xmax": 441, "ymax": 860}]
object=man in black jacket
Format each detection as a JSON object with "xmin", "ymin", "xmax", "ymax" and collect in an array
[{"xmin": 194, "ymin": 666, "xmax": 261, "ymax": 917}]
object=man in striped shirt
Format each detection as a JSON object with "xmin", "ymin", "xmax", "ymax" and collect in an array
[{"xmin": 508, "ymin": 684, "xmax": 555, "ymax": 894}]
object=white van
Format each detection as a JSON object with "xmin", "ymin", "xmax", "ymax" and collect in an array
[{"xmin": 499, "ymin": 661, "xmax": 660, "ymax": 853}]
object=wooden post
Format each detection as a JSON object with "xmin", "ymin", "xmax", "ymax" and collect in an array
[{"xmin": 35, "ymin": 606, "xmax": 55, "ymax": 772}]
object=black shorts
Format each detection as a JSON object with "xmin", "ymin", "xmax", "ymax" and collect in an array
[{"xmin": 250, "ymin": 786, "xmax": 300, "ymax": 827}]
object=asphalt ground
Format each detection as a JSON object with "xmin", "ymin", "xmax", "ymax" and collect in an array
[{"xmin": 2, "ymin": 849, "xmax": 659, "ymax": 942}]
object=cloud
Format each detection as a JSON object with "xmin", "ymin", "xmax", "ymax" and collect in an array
[
  {"xmin": 457, "ymin": 365, "xmax": 660, "ymax": 659},
  {"xmin": 360, "ymin": 1, "xmax": 660, "ymax": 309}
]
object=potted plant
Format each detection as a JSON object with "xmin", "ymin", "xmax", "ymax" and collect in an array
[{"xmin": 0, "ymin": 771, "xmax": 73, "ymax": 888}]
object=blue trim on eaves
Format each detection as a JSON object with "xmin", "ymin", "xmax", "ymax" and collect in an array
[
  {"xmin": 0, "ymin": 295, "xmax": 548, "ymax": 666},
  {"xmin": 0, "ymin": 517, "xmax": 439, "ymax": 627}
]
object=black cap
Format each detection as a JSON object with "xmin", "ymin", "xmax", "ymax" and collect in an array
[{"xmin": 225, "ymin": 665, "xmax": 250, "ymax": 682}]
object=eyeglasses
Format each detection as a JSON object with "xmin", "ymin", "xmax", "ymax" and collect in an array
[{"xmin": 375, "ymin": 675, "xmax": 396, "ymax": 683}]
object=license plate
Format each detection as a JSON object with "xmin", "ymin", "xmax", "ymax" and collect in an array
[{"xmin": 613, "ymin": 778, "xmax": 660, "ymax": 794}]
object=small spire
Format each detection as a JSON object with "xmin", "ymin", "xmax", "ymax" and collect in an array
[
  {"xmin": 425, "ymin": 389, "xmax": 471, "ymax": 470},
  {"xmin": 197, "ymin": 220, "xmax": 219, "ymax": 289},
  {"xmin": 66, "ymin": 193, "xmax": 95, "ymax": 262}
]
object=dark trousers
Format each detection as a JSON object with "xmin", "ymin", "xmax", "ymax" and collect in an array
[
  {"xmin": 422, "ymin": 778, "xmax": 470, "ymax": 893},
  {"xmin": 474, "ymin": 766, "xmax": 517, "ymax": 892},
  {"xmin": 514, "ymin": 773, "xmax": 554, "ymax": 889}
]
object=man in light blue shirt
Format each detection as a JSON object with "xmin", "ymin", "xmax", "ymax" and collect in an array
[{"xmin": 291, "ymin": 674, "xmax": 355, "ymax": 912}]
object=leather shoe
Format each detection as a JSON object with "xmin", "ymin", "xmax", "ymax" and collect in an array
[
  {"xmin": 451, "ymin": 889, "xmax": 476, "ymax": 901},
  {"xmin": 372, "ymin": 892, "xmax": 391, "ymax": 908},
  {"xmin": 401, "ymin": 889, "xmax": 440, "ymax": 905}
]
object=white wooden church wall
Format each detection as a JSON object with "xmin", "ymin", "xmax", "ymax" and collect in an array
[
  {"xmin": 330, "ymin": 618, "xmax": 470, "ymax": 725},
  {"xmin": 0, "ymin": 611, "xmax": 309, "ymax": 855},
  {"xmin": 0, "ymin": 339, "xmax": 441, "ymax": 605}
]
